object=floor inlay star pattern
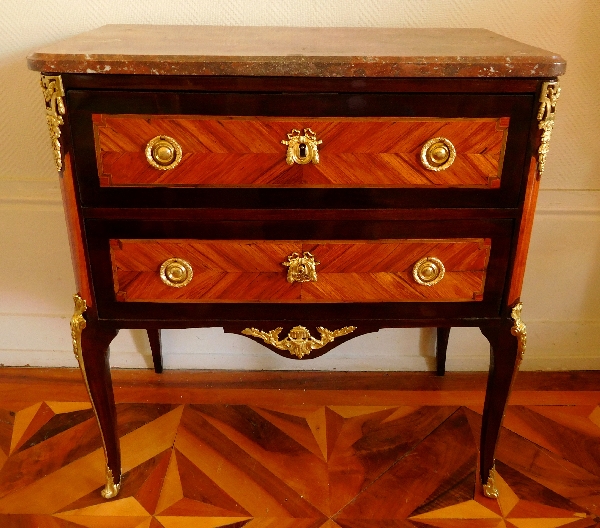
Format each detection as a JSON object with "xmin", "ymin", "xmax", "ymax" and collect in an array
[{"xmin": 0, "ymin": 396, "xmax": 598, "ymax": 527}]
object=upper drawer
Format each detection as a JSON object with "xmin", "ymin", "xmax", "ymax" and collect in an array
[
  {"xmin": 69, "ymin": 90, "xmax": 534, "ymax": 209},
  {"xmin": 94, "ymin": 115, "xmax": 507, "ymax": 189}
]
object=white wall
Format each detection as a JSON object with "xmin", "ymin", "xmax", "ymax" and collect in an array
[{"xmin": 1, "ymin": 0, "xmax": 598, "ymax": 371}]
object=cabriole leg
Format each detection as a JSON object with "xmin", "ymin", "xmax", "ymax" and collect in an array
[
  {"xmin": 436, "ymin": 327, "xmax": 451, "ymax": 376},
  {"xmin": 147, "ymin": 328, "xmax": 163, "ymax": 373},
  {"xmin": 71, "ymin": 294, "xmax": 121, "ymax": 499},
  {"xmin": 479, "ymin": 303, "xmax": 526, "ymax": 498}
]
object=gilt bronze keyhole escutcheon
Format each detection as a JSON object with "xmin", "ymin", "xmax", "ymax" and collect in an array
[
  {"xmin": 281, "ymin": 128, "xmax": 322, "ymax": 165},
  {"xmin": 282, "ymin": 252, "xmax": 320, "ymax": 283}
]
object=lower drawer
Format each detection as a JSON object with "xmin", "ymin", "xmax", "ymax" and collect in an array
[{"xmin": 110, "ymin": 238, "xmax": 491, "ymax": 303}]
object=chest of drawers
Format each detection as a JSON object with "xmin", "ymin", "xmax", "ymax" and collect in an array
[{"xmin": 28, "ymin": 25, "xmax": 565, "ymax": 501}]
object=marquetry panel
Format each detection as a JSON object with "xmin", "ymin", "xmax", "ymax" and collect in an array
[
  {"xmin": 110, "ymin": 238, "xmax": 491, "ymax": 302},
  {"xmin": 94, "ymin": 115, "xmax": 508, "ymax": 188},
  {"xmin": 0, "ymin": 369, "xmax": 597, "ymax": 526}
]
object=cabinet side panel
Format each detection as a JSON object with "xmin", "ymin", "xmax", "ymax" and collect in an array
[
  {"xmin": 60, "ymin": 152, "xmax": 93, "ymax": 306},
  {"xmin": 507, "ymin": 157, "xmax": 540, "ymax": 305}
]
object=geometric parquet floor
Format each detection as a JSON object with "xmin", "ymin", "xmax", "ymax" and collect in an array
[{"xmin": 0, "ymin": 369, "xmax": 599, "ymax": 527}]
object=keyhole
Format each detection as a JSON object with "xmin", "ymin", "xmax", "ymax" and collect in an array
[{"xmin": 299, "ymin": 143, "xmax": 307, "ymax": 158}]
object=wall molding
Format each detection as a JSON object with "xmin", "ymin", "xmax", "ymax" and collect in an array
[
  {"xmin": 1, "ymin": 187, "xmax": 599, "ymax": 371},
  {"xmin": 1, "ymin": 182, "xmax": 599, "ymax": 212},
  {"xmin": 0, "ymin": 180, "xmax": 61, "ymax": 207},
  {"xmin": 1, "ymin": 314, "xmax": 599, "ymax": 371},
  {"xmin": 536, "ymin": 189, "xmax": 600, "ymax": 214}
]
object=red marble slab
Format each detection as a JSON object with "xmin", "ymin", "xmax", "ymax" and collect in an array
[{"xmin": 27, "ymin": 25, "xmax": 566, "ymax": 77}]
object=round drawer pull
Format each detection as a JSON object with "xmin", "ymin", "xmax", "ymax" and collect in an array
[
  {"xmin": 412, "ymin": 257, "xmax": 445, "ymax": 286},
  {"xmin": 420, "ymin": 137, "xmax": 456, "ymax": 171},
  {"xmin": 160, "ymin": 258, "xmax": 193, "ymax": 288},
  {"xmin": 145, "ymin": 135, "xmax": 183, "ymax": 170}
]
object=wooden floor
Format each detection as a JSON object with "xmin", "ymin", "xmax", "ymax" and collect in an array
[{"xmin": 0, "ymin": 369, "xmax": 599, "ymax": 528}]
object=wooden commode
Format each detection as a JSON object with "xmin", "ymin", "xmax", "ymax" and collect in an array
[{"xmin": 28, "ymin": 25, "xmax": 566, "ymax": 500}]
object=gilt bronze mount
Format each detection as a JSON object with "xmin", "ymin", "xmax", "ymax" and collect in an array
[
  {"xmin": 40, "ymin": 75, "xmax": 65, "ymax": 171},
  {"xmin": 242, "ymin": 325, "xmax": 356, "ymax": 359}
]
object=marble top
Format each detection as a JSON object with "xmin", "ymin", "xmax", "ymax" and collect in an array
[{"xmin": 27, "ymin": 25, "xmax": 566, "ymax": 78}]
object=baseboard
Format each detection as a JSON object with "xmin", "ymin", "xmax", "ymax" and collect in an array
[{"xmin": 1, "ymin": 316, "xmax": 599, "ymax": 371}]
